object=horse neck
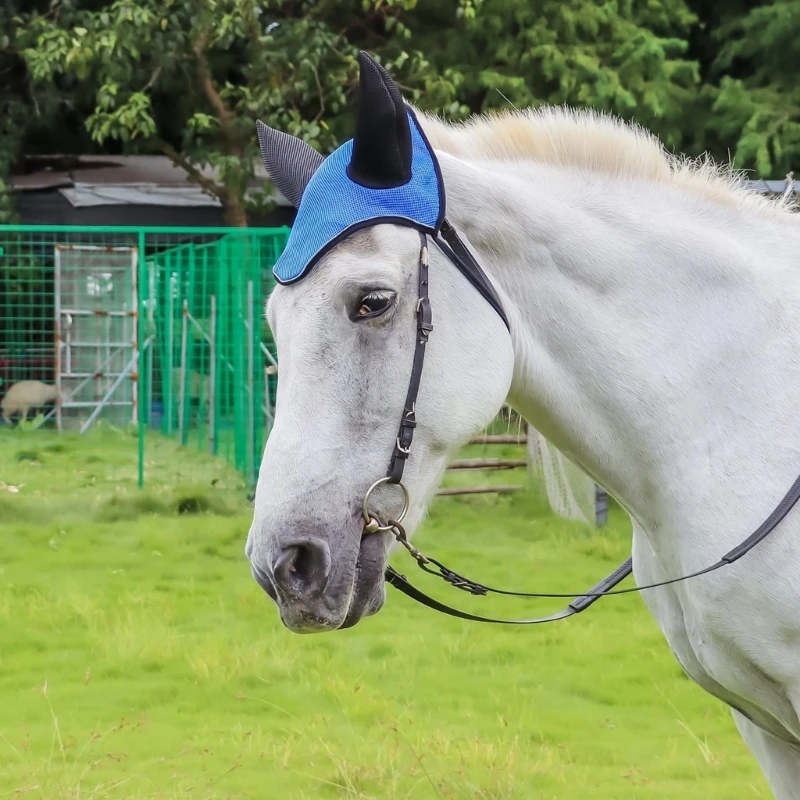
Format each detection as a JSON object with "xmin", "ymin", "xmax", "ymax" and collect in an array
[{"xmin": 441, "ymin": 154, "xmax": 800, "ymax": 532}]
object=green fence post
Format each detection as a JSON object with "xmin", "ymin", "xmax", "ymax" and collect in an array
[
  {"xmin": 138, "ymin": 231, "xmax": 146, "ymax": 488},
  {"xmin": 231, "ymin": 236, "xmax": 247, "ymax": 475}
]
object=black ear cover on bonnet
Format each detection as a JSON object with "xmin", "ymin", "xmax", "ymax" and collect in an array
[{"xmin": 347, "ymin": 52, "xmax": 413, "ymax": 189}]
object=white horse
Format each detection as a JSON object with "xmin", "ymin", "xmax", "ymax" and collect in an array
[{"xmin": 248, "ymin": 54, "xmax": 800, "ymax": 797}]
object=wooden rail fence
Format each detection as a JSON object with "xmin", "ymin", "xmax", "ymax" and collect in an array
[
  {"xmin": 437, "ymin": 426, "xmax": 608, "ymax": 527},
  {"xmin": 437, "ymin": 432, "xmax": 528, "ymax": 497}
]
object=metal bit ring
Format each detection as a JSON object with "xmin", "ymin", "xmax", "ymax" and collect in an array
[{"xmin": 362, "ymin": 477, "xmax": 410, "ymax": 534}]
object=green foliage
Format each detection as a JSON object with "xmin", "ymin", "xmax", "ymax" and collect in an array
[
  {"xmin": 413, "ymin": 0, "xmax": 699, "ymax": 148},
  {"xmin": 0, "ymin": 5, "xmax": 26, "ymax": 224},
  {"xmin": 0, "ymin": 177, "xmax": 17, "ymax": 225},
  {"xmin": 11, "ymin": 0, "xmax": 453, "ymax": 224},
  {"xmin": 709, "ymin": 0, "xmax": 800, "ymax": 175}
]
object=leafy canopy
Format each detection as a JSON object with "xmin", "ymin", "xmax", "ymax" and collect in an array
[{"xmin": 6, "ymin": 0, "xmax": 800, "ymax": 223}]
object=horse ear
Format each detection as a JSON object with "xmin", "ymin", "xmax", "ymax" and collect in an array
[
  {"xmin": 256, "ymin": 120, "xmax": 324, "ymax": 208},
  {"xmin": 347, "ymin": 52, "xmax": 412, "ymax": 188}
]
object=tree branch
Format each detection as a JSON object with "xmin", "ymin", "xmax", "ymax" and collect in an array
[
  {"xmin": 311, "ymin": 63, "xmax": 325, "ymax": 122},
  {"xmin": 156, "ymin": 138, "xmax": 227, "ymax": 201},
  {"xmin": 193, "ymin": 29, "xmax": 240, "ymax": 154},
  {"xmin": 241, "ymin": 3, "xmax": 263, "ymax": 45},
  {"xmin": 142, "ymin": 65, "xmax": 162, "ymax": 93}
]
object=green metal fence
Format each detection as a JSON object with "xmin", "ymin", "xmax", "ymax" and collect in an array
[
  {"xmin": 0, "ymin": 225, "xmax": 289, "ymax": 488},
  {"xmin": 0, "ymin": 224, "xmax": 608, "ymax": 522}
]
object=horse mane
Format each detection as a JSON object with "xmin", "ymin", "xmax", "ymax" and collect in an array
[{"xmin": 416, "ymin": 106, "xmax": 797, "ymax": 222}]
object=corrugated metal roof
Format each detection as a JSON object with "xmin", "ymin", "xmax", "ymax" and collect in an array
[
  {"xmin": 62, "ymin": 183, "xmax": 223, "ymax": 208},
  {"xmin": 12, "ymin": 154, "xmax": 290, "ymax": 207},
  {"xmin": 14, "ymin": 155, "xmax": 198, "ymax": 189},
  {"xmin": 12, "ymin": 170, "xmax": 73, "ymax": 191}
]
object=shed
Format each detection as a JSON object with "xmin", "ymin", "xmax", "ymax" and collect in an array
[{"xmin": 11, "ymin": 154, "xmax": 297, "ymax": 228}]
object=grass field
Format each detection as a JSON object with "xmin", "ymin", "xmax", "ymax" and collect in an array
[{"xmin": 0, "ymin": 426, "xmax": 769, "ymax": 799}]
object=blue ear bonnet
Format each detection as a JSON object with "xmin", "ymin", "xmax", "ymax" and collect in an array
[{"xmin": 272, "ymin": 107, "xmax": 445, "ymax": 285}]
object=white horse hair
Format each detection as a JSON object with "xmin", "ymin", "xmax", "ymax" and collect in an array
[{"xmin": 248, "ymin": 102, "xmax": 800, "ymax": 796}]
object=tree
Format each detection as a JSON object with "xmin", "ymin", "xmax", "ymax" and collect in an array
[
  {"xmin": 13, "ymin": 0, "xmax": 464, "ymax": 226},
  {"xmin": 407, "ymin": 0, "xmax": 700, "ymax": 150},
  {"xmin": 6, "ymin": 0, "xmax": 707, "ymax": 226},
  {"xmin": 16, "ymin": 0, "xmax": 338, "ymax": 226},
  {"xmin": 0, "ymin": 2, "xmax": 36, "ymax": 224},
  {"xmin": 706, "ymin": 0, "xmax": 800, "ymax": 176}
]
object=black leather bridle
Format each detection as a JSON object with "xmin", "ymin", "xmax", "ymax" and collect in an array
[{"xmin": 361, "ymin": 220, "xmax": 800, "ymax": 625}]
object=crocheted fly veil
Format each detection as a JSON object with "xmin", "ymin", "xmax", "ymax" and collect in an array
[{"xmin": 256, "ymin": 52, "xmax": 445, "ymax": 285}]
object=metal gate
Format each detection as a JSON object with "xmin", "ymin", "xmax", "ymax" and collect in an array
[{"xmin": 54, "ymin": 245, "xmax": 139, "ymax": 432}]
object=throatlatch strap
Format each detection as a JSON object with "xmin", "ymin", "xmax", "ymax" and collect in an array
[
  {"xmin": 387, "ymin": 232, "xmax": 432, "ymax": 484},
  {"xmin": 436, "ymin": 220, "xmax": 510, "ymax": 332}
]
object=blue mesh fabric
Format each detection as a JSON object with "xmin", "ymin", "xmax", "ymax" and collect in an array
[{"xmin": 273, "ymin": 107, "xmax": 444, "ymax": 284}]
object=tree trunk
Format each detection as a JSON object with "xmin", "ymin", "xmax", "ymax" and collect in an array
[{"xmin": 223, "ymin": 195, "xmax": 248, "ymax": 227}]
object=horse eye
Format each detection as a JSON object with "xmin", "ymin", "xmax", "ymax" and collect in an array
[{"xmin": 353, "ymin": 291, "xmax": 395, "ymax": 321}]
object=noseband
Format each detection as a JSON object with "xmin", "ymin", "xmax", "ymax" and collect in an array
[{"xmin": 361, "ymin": 221, "xmax": 800, "ymax": 626}]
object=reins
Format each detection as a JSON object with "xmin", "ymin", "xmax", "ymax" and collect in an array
[{"xmin": 362, "ymin": 224, "xmax": 800, "ymax": 626}]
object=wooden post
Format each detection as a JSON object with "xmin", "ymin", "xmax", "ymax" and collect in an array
[{"xmin": 595, "ymin": 485, "xmax": 609, "ymax": 526}]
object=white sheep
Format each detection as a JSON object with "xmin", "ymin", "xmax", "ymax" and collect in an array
[{"xmin": 1, "ymin": 381, "xmax": 59, "ymax": 425}]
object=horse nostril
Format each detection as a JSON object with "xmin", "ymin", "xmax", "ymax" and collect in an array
[
  {"xmin": 271, "ymin": 539, "xmax": 331, "ymax": 597},
  {"xmin": 250, "ymin": 558, "xmax": 278, "ymax": 600}
]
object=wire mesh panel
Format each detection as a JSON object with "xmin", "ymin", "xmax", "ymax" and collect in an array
[
  {"xmin": 0, "ymin": 226, "xmax": 288, "ymax": 489},
  {"xmin": 141, "ymin": 230, "xmax": 283, "ymax": 486},
  {"xmin": 0, "ymin": 232, "xmax": 56, "ymax": 417}
]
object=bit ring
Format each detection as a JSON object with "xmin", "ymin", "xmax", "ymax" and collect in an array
[{"xmin": 362, "ymin": 477, "xmax": 409, "ymax": 533}]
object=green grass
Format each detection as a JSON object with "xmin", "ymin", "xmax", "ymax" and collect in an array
[{"xmin": 0, "ymin": 426, "xmax": 769, "ymax": 799}]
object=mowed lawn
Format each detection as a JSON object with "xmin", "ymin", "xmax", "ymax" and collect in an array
[{"xmin": 0, "ymin": 427, "xmax": 768, "ymax": 799}]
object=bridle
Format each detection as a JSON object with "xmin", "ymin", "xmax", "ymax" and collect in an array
[{"xmin": 360, "ymin": 221, "xmax": 800, "ymax": 625}]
